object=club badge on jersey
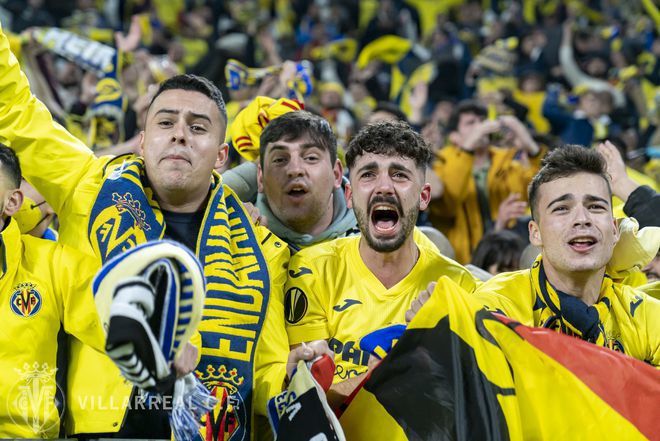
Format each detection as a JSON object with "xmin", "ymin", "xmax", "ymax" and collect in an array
[{"xmin": 10, "ymin": 282, "xmax": 42, "ymax": 318}]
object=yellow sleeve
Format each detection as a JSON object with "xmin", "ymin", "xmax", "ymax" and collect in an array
[
  {"xmin": 0, "ymin": 23, "xmax": 101, "ymax": 215},
  {"xmin": 284, "ymin": 251, "xmax": 330, "ymax": 345},
  {"xmin": 470, "ymin": 273, "xmax": 536, "ymax": 325},
  {"xmin": 642, "ymin": 295, "xmax": 660, "ymax": 367},
  {"xmin": 432, "ymin": 146, "xmax": 475, "ymax": 218},
  {"xmin": 55, "ymin": 244, "xmax": 106, "ymax": 353},
  {"xmin": 252, "ymin": 227, "xmax": 291, "ymax": 416},
  {"xmin": 638, "ymin": 281, "xmax": 660, "ymax": 300}
]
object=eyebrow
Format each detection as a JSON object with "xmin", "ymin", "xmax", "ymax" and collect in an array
[
  {"xmin": 389, "ymin": 162, "xmax": 414, "ymax": 174},
  {"xmin": 154, "ymin": 108, "xmax": 212, "ymax": 123},
  {"xmin": 547, "ymin": 193, "xmax": 610, "ymax": 209},
  {"xmin": 355, "ymin": 161, "xmax": 379, "ymax": 175},
  {"xmin": 355, "ymin": 161, "xmax": 414, "ymax": 175},
  {"xmin": 584, "ymin": 194, "xmax": 610, "ymax": 206},
  {"xmin": 267, "ymin": 143, "xmax": 323, "ymax": 153},
  {"xmin": 546, "ymin": 193, "xmax": 573, "ymax": 209}
]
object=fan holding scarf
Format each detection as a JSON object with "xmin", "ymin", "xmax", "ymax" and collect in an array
[{"xmin": 0, "ymin": 23, "xmax": 325, "ymax": 440}]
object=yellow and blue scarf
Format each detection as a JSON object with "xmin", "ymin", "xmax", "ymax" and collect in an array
[
  {"xmin": 89, "ymin": 157, "xmax": 271, "ymax": 439},
  {"xmin": 530, "ymin": 258, "xmax": 613, "ymax": 349},
  {"xmin": 33, "ymin": 27, "xmax": 126, "ymax": 150}
]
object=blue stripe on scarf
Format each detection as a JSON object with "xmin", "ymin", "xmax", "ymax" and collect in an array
[
  {"xmin": 197, "ymin": 190, "xmax": 270, "ymax": 440},
  {"xmin": 90, "ymin": 162, "xmax": 271, "ymax": 439}
]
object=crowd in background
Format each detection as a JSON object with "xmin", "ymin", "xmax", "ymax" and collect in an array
[
  {"xmin": 0, "ymin": 1, "xmax": 659, "ymax": 439},
  {"xmin": 2, "ymin": 0, "xmax": 660, "ymax": 276}
]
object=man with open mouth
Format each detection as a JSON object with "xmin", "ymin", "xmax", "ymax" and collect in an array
[
  {"xmin": 256, "ymin": 110, "xmax": 361, "ymax": 253},
  {"xmin": 284, "ymin": 120, "xmax": 479, "ymax": 408},
  {"xmin": 411, "ymin": 145, "xmax": 660, "ymax": 366}
]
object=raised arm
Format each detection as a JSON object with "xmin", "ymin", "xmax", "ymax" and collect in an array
[{"xmin": 0, "ymin": 24, "xmax": 100, "ymax": 215}]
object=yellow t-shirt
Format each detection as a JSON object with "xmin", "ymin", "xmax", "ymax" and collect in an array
[
  {"xmin": 285, "ymin": 235, "xmax": 477, "ymax": 383},
  {"xmin": 472, "ymin": 264, "xmax": 660, "ymax": 366}
]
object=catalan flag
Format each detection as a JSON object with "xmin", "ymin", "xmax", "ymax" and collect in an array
[{"xmin": 340, "ymin": 276, "xmax": 660, "ymax": 440}]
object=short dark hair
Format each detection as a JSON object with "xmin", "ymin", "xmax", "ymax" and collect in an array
[
  {"xmin": 445, "ymin": 99, "xmax": 487, "ymax": 134},
  {"xmin": 528, "ymin": 145, "xmax": 611, "ymax": 220},
  {"xmin": 259, "ymin": 111, "xmax": 337, "ymax": 167},
  {"xmin": 471, "ymin": 230, "xmax": 525, "ymax": 273},
  {"xmin": 0, "ymin": 143, "xmax": 21, "ymax": 188},
  {"xmin": 150, "ymin": 74, "xmax": 227, "ymax": 123},
  {"xmin": 345, "ymin": 120, "xmax": 432, "ymax": 171}
]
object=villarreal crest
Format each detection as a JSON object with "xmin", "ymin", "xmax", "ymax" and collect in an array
[{"xmin": 10, "ymin": 282, "xmax": 42, "ymax": 317}]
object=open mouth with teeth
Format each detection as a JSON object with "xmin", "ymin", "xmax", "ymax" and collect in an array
[
  {"xmin": 568, "ymin": 237, "xmax": 597, "ymax": 252},
  {"xmin": 286, "ymin": 185, "xmax": 308, "ymax": 198},
  {"xmin": 371, "ymin": 206, "xmax": 400, "ymax": 233}
]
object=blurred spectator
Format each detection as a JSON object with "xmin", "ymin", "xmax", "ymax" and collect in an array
[
  {"xmin": 429, "ymin": 100, "xmax": 541, "ymax": 263},
  {"xmin": 471, "ymin": 230, "xmax": 525, "ymax": 275}
]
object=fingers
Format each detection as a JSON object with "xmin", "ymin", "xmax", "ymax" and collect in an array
[
  {"xmin": 288, "ymin": 340, "xmax": 331, "ymax": 364},
  {"xmin": 406, "ymin": 283, "xmax": 435, "ymax": 323},
  {"xmin": 243, "ymin": 202, "xmax": 267, "ymax": 226},
  {"xmin": 286, "ymin": 340, "xmax": 332, "ymax": 379},
  {"xmin": 305, "ymin": 339, "xmax": 333, "ymax": 359},
  {"xmin": 503, "ymin": 193, "xmax": 520, "ymax": 203},
  {"xmin": 480, "ymin": 119, "xmax": 501, "ymax": 134},
  {"xmin": 173, "ymin": 342, "xmax": 198, "ymax": 378}
]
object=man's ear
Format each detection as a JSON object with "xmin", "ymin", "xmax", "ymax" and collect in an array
[
  {"xmin": 333, "ymin": 159, "xmax": 343, "ymax": 188},
  {"xmin": 611, "ymin": 217, "xmax": 620, "ymax": 246},
  {"xmin": 419, "ymin": 183, "xmax": 432, "ymax": 211},
  {"xmin": 529, "ymin": 219, "xmax": 542, "ymax": 247},
  {"xmin": 257, "ymin": 163, "xmax": 264, "ymax": 193},
  {"xmin": 215, "ymin": 143, "xmax": 229, "ymax": 170},
  {"xmin": 3, "ymin": 189, "xmax": 23, "ymax": 217},
  {"xmin": 138, "ymin": 131, "xmax": 145, "ymax": 156},
  {"xmin": 345, "ymin": 181, "xmax": 353, "ymax": 209}
]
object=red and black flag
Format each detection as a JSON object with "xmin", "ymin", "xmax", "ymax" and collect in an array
[{"xmin": 340, "ymin": 277, "xmax": 660, "ymax": 440}]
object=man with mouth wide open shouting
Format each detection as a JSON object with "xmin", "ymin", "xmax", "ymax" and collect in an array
[{"xmin": 283, "ymin": 120, "xmax": 478, "ymax": 407}]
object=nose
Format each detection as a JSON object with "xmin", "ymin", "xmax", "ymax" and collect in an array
[
  {"xmin": 374, "ymin": 172, "xmax": 395, "ymax": 195},
  {"xmin": 170, "ymin": 121, "xmax": 188, "ymax": 145},
  {"xmin": 286, "ymin": 155, "xmax": 305, "ymax": 178},
  {"xmin": 572, "ymin": 204, "xmax": 592, "ymax": 227}
]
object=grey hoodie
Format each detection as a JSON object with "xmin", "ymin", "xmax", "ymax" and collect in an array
[
  {"xmin": 256, "ymin": 178, "xmax": 360, "ymax": 252},
  {"xmin": 222, "ymin": 162, "xmax": 360, "ymax": 251}
]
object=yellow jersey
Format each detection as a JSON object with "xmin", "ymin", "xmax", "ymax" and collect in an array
[
  {"xmin": 285, "ymin": 234, "xmax": 477, "ymax": 383},
  {"xmin": 0, "ymin": 219, "xmax": 104, "ymax": 438},
  {"xmin": 0, "ymin": 24, "xmax": 290, "ymax": 438},
  {"xmin": 472, "ymin": 259, "xmax": 660, "ymax": 366}
]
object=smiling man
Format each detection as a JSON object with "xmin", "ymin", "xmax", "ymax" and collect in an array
[
  {"xmin": 413, "ymin": 146, "xmax": 660, "ymax": 365},
  {"xmin": 284, "ymin": 121, "xmax": 477, "ymax": 406}
]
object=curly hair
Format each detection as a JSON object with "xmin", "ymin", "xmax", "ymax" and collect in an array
[{"xmin": 345, "ymin": 120, "xmax": 432, "ymax": 171}]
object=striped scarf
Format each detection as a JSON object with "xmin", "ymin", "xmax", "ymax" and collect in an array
[
  {"xmin": 530, "ymin": 257, "xmax": 612, "ymax": 347},
  {"xmin": 89, "ymin": 157, "xmax": 271, "ymax": 439}
]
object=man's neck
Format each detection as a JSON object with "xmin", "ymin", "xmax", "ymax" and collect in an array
[
  {"xmin": 543, "ymin": 262, "xmax": 605, "ymax": 306},
  {"xmin": 359, "ymin": 237, "xmax": 419, "ymax": 290},
  {"xmin": 287, "ymin": 193, "xmax": 335, "ymax": 236},
  {"xmin": 156, "ymin": 187, "xmax": 209, "ymax": 213}
]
